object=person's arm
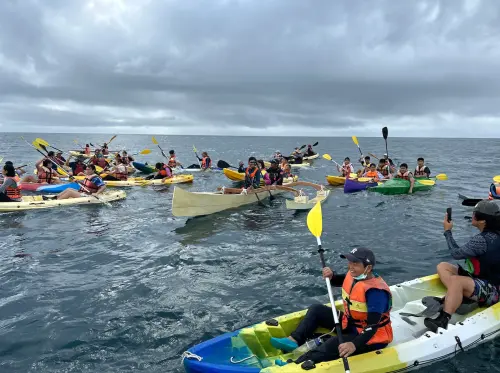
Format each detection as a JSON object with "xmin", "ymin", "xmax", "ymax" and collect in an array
[
  {"xmin": 0, "ymin": 178, "xmax": 15, "ymax": 194},
  {"xmin": 254, "ymin": 171, "xmax": 261, "ymax": 188},
  {"xmin": 425, "ymin": 166, "xmax": 431, "ymax": 177},
  {"xmin": 351, "ymin": 289, "xmax": 389, "ymax": 349},
  {"xmin": 444, "ymin": 231, "xmax": 488, "ymax": 259},
  {"xmin": 263, "ymin": 172, "xmax": 271, "ymax": 185},
  {"xmin": 91, "ymin": 177, "xmax": 106, "ymax": 195},
  {"xmin": 408, "ymin": 173, "xmax": 415, "ymax": 193}
]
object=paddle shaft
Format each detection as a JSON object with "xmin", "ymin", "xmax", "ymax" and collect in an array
[{"xmin": 317, "ymin": 236, "xmax": 350, "ymax": 373}]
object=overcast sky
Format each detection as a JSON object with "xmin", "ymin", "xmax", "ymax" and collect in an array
[{"xmin": 1, "ymin": 0, "xmax": 500, "ymax": 137}]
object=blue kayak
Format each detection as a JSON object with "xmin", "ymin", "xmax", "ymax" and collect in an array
[
  {"xmin": 132, "ymin": 161, "xmax": 156, "ymax": 174},
  {"xmin": 36, "ymin": 182, "xmax": 80, "ymax": 193}
]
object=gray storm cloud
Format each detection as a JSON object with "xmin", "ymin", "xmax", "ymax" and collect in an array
[{"xmin": 1, "ymin": 0, "xmax": 500, "ymax": 137}]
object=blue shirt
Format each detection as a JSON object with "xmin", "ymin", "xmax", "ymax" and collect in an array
[{"xmin": 90, "ymin": 176, "xmax": 105, "ymax": 188}]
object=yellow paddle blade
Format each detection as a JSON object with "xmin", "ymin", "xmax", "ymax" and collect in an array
[
  {"xmin": 56, "ymin": 166, "xmax": 69, "ymax": 176},
  {"xmin": 435, "ymin": 173, "xmax": 448, "ymax": 181},
  {"xmin": 358, "ymin": 177, "xmax": 374, "ymax": 182},
  {"xmin": 32, "ymin": 140, "xmax": 44, "ymax": 151},
  {"xmin": 152, "ymin": 136, "xmax": 158, "ymax": 145},
  {"xmin": 493, "ymin": 175, "xmax": 500, "ymax": 183},
  {"xmin": 322, "ymin": 154, "xmax": 332, "ymax": 161},
  {"xmin": 351, "ymin": 136, "xmax": 359, "ymax": 146},
  {"xmin": 349, "ymin": 173, "xmax": 358, "ymax": 179},
  {"xmin": 193, "ymin": 145, "xmax": 197, "ymax": 152},
  {"xmin": 417, "ymin": 179, "xmax": 435, "ymax": 186},
  {"xmin": 95, "ymin": 165, "xmax": 104, "ymax": 173},
  {"xmin": 306, "ymin": 201, "xmax": 323, "ymax": 238},
  {"xmin": 35, "ymin": 138, "xmax": 49, "ymax": 147},
  {"xmin": 140, "ymin": 149, "xmax": 151, "ymax": 155},
  {"xmin": 108, "ymin": 135, "xmax": 117, "ymax": 144}
]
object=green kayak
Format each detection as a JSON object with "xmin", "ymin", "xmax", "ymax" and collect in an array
[{"xmin": 368, "ymin": 178, "xmax": 434, "ymax": 195}]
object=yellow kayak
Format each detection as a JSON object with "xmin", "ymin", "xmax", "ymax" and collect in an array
[
  {"xmin": 73, "ymin": 175, "xmax": 194, "ymax": 187},
  {"xmin": 326, "ymin": 175, "xmax": 346, "ymax": 186}
]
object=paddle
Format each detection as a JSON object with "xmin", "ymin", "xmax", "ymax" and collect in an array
[
  {"xmin": 35, "ymin": 138, "xmax": 64, "ymax": 153},
  {"xmin": 107, "ymin": 135, "xmax": 117, "ymax": 145},
  {"xmin": 306, "ymin": 202, "xmax": 351, "ymax": 373},
  {"xmin": 382, "ymin": 127, "xmax": 389, "ymax": 158},
  {"xmin": 493, "ymin": 176, "xmax": 500, "ymax": 183},
  {"xmin": 217, "ymin": 160, "xmax": 239, "ymax": 170},
  {"xmin": 462, "ymin": 198, "xmax": 484, "ymax": 207},
  {"xmin": 368, "ymin": 153, "xmax": 379, "ymax": 160},
  {"xmin": 193, "ymin": 145, "xmax": 202, "ymax": 168},
  {"xmin": 130, "ymin": 149, "xmax": 151, "ymax": 156},
  {"xmin": 151, "ymin": 136, "xmax": 167, "ymax": 158},
  {"xmin": 351, "ymin": 136, "xmax": 363, "ymax": 158}
]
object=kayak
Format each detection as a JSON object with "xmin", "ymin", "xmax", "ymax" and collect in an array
[
  {"xmin": 325, "ymin": 175, "xmax": 345, "ymax": 186},
  {"xmin": 368, "ymin": 178, "xmax": 434, "ymax": 195},
  {"xmin": 285, "ymin": 189, "xmax": 330, "ymax": 210},
  {"xmin": 73, "ymin": 175, "xmax": 194, "ymax": 187},
  {"xmin": 19, "ymin": 183, "xmax": 47, "ymax": 191},
  {"xmin": 303, "ymin": 153, "xmax": 319, "ymax": 161},
  {"xmin": 343, "ymin": 178, "xmax": 378, "ymax": 194},
  {"xmin": 264, "ymin": 161, "xmax": 311, "ymax": 169},
  {"xmin": 36, "ymin": 182, "xmax": 81, "ymax": 193},
  {"xmin": 132, "ymin": 161, "xmax": 156, "ymax": 174},
  {"xmin": 182, "ymin": 274, "xmax": 500, "ymax": 373},
  {"xmin": 0, "ymin": 191, "xmax": 126, "ymax": 212},
  {"xmin": 69, "ymin": 151, "xmax": 114, "ymax": 158},
  {"xmin": 223, "ymin": 169, "xmax": 297, "ymax": 185}
]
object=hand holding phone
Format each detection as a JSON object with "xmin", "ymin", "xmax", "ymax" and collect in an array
[{"xmin": 446, "ymin": 207, "xmax": 452, "ymax": 222}]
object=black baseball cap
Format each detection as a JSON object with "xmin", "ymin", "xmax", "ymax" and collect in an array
[
  {"xmin": 473, "ymin": 200, "xmax": 500, "ymax": 217},
  {"xmin": 340, "ymin": 247, "xmax": 376, "ymax": 267},
  {"xmin": 270, "ymin": 159, "xmax": 278, "ymax": 164}
]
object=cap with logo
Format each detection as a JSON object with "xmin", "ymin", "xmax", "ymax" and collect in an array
[
  {"xmin": 340, "ymin": 247, "xmax": 376, "ymax": 267},
  {"xmin": 473, "ymin": 200, "xmax": 500, "ymax": 217}
]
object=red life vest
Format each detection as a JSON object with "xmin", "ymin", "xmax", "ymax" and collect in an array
[
  {"xmin": 168, "ymin": 155, "xmax": 176, "ymax": 168},
  {"xmin": 396, "ymin": 171, "xmax": 410, "ymax": 180},
  {"xmin": 79, "ymin": 176, "xmax": 100, "ymax": 194},
  {"xmin": 341, "ymin": 272, "xmax": 393, "ymax": 345},
  {"xmin": 3, "ymin": 176, "xmax": 22, "ymax": 199},
  {"xmin": 38, "ymin": 167, "xmax": 55, "ymax": 184},
  {"xmin": 201, "ymin": 156, "xmax": 211, "ymax": 169},
  {"xmin": 92, "ymin": 157, "xmax": 108, "ymax": 169},
  {"xmin": 414, "ymin": 166, "xmax": 428, "ymax": 177}
]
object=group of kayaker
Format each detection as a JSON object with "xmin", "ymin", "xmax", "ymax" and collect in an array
[
  {"xmin": 268, "ymin": 199, "xmax": 500, "ymax": 366},
  {"xmin": 272, "ymin": 144, "xmax": 317, "ymax": 165},
  {"xmin": 240, "ymin": 156, "xmax": 296, "ymax": 190}
]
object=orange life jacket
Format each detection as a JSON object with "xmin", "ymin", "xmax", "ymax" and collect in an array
[
  {"xmin": 341, "ymin": 272, "xmax": 393, "ymax": 345},
  {"xmin": 38, "ymin": 167, "xmax": 55, "ymax": 184},
  {"xmin": 168, "ymin": 155, "xmax": 177, "ymax": 168},
  {"xmin": 342, "ymin": 164, "xmax": 352, "ymax": 177},
  {"xmin": 4, "ymin": 176, "xmax": 22, "ymax": 199},
  {"xmin": 414, "ymin": 166, "xmax": 428, "ymax": 177},
  {"xmin": 396, "ymin": 171, "xmax": 410, "ymax": 180},
  {"xmin": 245, "ymin": 167, "xmax": 259, "ymax": 179},
  {"xmin": 365, "ymin": 171, "xmax": 380, "ymax": 181},
  {"xmin": 158, "ymin": 165, "xmax": 172, "ymax": 177},
  {"xmin": 79, "ymin": 176, "xmax": 100, "ymax": 194},
  {"xmin": 201, "ymin": 156, "xmax": 211, "ymax": 169}
]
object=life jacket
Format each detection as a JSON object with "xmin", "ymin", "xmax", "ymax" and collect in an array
[
  {"xmin": 38, "ymin": 167, "xmax": 55, "ymax": 184},
  {"xmin": 378, "ymin": 165, "xmax": 389, "ymax": 176},
  {"xmin": 158, "ymin": 165, "xmax": 172, "ymax": 177},
  {"xmin": 267, "ymin": 167, "xmax": 283, "ymax": 185},
  {"xmin": 365, "ymin": 171, "xmax": 380, "ymax": 181},
  {"xmin": 396, "ymin": 171, "xmax": 410, "ymax": 180},
  {"xmin": 79, "ymin": 176, "xmax": 100, "ymax": 194},
  {"xmin": 102, "ymin": 148, "xmax": 109, "ymax": 155},
  {"xmin": 3, "ymin": 176, "xmax": 22, "ymax": 200},
  {"xmin": 73, "ymin": 162, "xmax": 86, "ymax": 175},
  {"xmin": 245, "ymin": 167, "xmax": 259, "ymax": 187},
  {"xmin": 113, "ymin": 165, "xmax": 128, "ymax": 181},
  {"xmin": 168, "ymin": 155, "xmax": 177, "ymax": 168},
  {"xmin": 342, "ymin": 164, "xmax": 352, "ymax": 177},
  {"xmin": 341, "ymin": 272, "xmax": 393, "ymax": 345},
  {"xmin": 121, "ymin": 156, "xmax": 130, "ymax": 166},
  {"xmin": 201, "ymin": 156, "xmax": 211, "ymax": 169},
  {"xmin": 92, "ymin": 157, "xmax": 108, "ymax": 169},
  {"xmin": 465, "ymin": 232, "xmax": 500, "ymax": 287},
  {"xmin": 488, "ymin": 184, "xmax": 500, "ymax": 200},
  {"xmin": 414, "ymin": 165, "xmax": 428, "ymax": 177}
]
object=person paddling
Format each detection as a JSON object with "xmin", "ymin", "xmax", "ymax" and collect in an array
[
  {"xmin": 37, "ymin": 159, "xmax": 61, "ymax": 185},
  {"xmin": 337, "ymin": 157, "xmax": 354, "ymax": 177},
  {"xmin": 394, "ymin": 163, "xmax": 415, "ymax": 194},
  {"xmin": 243, "ymin": 157, "xmax": 261, "ymax": 190},
  {"xmin": 168, "ymin": 150, "xmax": 182, "ymax": 168},
  {"xmin": 414, "ymin": 157, "xmax": 431, "ymax": 178},
  {"xmin": 196, "ymin": 152, "xmax": 212, "ymax": 170},
  {"xmin": 91, "ymin": 149, "xmax": 108, "ymax": 169},
  {"xmin": 57, "ymin": 165, "xmax": 105, "ymax": 200},
  {"xmin": 361, "ymin": 163, "xmax": 385, "ymax": 182},
  {"xmin": 305, "ymin": 145, "xmax": 316, "ymax": 157},
  {"xmin": 121, "ymin": 151, "xmax": 134, "ymax": 165},
  {"xmin": 383, "ymin": 153, "xmax": 396, "ymax": 173},
  {"xmin": 102, "ymin": 159, "xmax": 128, "ymax": 181},
  {"xmin": 0, "ymin": 164, "xmax": 22, "ymax": 202},
  {"xmin": 290, "ymin": 148, "xmax": 304, "ymax": 164},
  {"xmin": 357, "ymin": 155, "xmax": 371, "ymax": 177},
  {"xmin": 424, "ymin": 201, "xmax": 500, "ymax": 332},
  {"xmin": 270, "ymin": 248, "xmax": 393, "ymax": 365},
  {"xmin": 377, "ymin": 159, "xmax": 390, "ymax": 178},
  {"xmin": 66, "ymin": 155, "xmax": 87, "ymax": 176},
  {"xmin": 266, "ymin": 159, "xmax": 284, "ymax": 186}
]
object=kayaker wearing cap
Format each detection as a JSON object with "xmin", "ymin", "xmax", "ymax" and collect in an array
[
  {"xmin": 244, "ymin": 157, "xmax": 261, "ymax": 189},
  {"xmin": 361, "ymin": 163, "xmax": 385, "ymax": 182},
  {"xmin": 266, "ymin": 159, "xmax": 284, "ymax": 185},
  {"xmin": 272, "ymin": 150, "xmax": 283, "ymax": 161},
  {"xmin": 0, "ymin": 164, "xmax": 22, "ymax": 202},
  {"xmin": 54, "ymin": 151, "xmax": 66, "ymax": 164},
  {"xmin": 424, "ymin": 200, "xmax": 500, "ymax": 332},
  {"xmin": 394, "ymin": 163, "xmax": 415, "ymax": 194},
  {"xmin": 414, "ymin": 157, "xmax": 431, "ymax": 178},
  {"xmin": 337, "ymin": 157, "xmax": 354, "ymax": 177},
  {"xmin": 290, "ymin": 148, "xmax": 304, "ymax": 164},
  {"xmin": 57, "ymin": 165, "xmax": 106, "ymax": 200},
  {"xmin": 270, "ymin": 247, "xmax": 392, "ymax": 365}
]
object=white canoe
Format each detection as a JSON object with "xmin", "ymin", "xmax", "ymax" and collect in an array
[
  {"xmin": 0, "ymin": 190, "xmax": 126, "ymax": 212},
  {"xmin": 172, "ymin": 186, "xmax": 291, "ymax": 217},
  {"xmin": 182, "ymin": 274, "xmax": 500, "ymax": 373},
  {"xmin": 303, "ymin": 153, "xmax": 319, "ymax": 161},
  {"xmin": 285, "ymin": 189, "xmax": 330, "ymax": 210}
]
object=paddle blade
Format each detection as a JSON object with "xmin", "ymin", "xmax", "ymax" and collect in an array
[
  {"xmin": 417, "ymin": 179, "xmax": 435, "ymax": 186},
  {"xmin": 462, "ymin": 198, "xmax": 483, "ymax": 207},
  {"xmin": 322, "ymin": 154, "xmax": 332, "ymax": 161},
  {"xmin": 193, "ymin": 145, "xmax": 197, "ymax": 152},
  {"xmin": 35, "ymin": 138, "xmax": 49, "ymax": 147},
  {"xmin": 108, "ymin": 135, "xmax": 117, "ymax": 144},
  {"xmin": 435, "ymin": 173, "xmax": 448, "ymax": 181},
  {"xmin": 217, "ymin": 160, "xmax": 232, "ymax": 169},
  {"xmin": 95, "ymin": 165, "xmax": 104, "ymax": 173},
  {"xmin": 152, "ymin": 136, "xmax": 158, "ymax": 145},
  {"xmin": 307, "ymin": 202, "xmax": 323, "ymax": 238},
  {"xmin": 32, "ymin": 141, "xmax": 44, "ymax": 152},
  {"xmin": 493, "ymin": 175, "xmax": 500, "ymax": 183},
  {"xmin": 351, "ymin": 136, "xmax": 359, "ymax": 146},
  {"xmin": 299, "ymin": 145, "xmax": 306, "ymax": 150},
  {"xmin": 56, "ymin": 166, "xmax": 69, "ymax": 176},
  {"xmin": 140, "ymin": 149, "xmax": 151, "ymax": 155},
  {"xmin": 382, "ymin": 127, "xmax": 388, "ymax": 140},
  {"xmin": 312, "ymin": 141, "xmax": 319, "ymax": 146}
]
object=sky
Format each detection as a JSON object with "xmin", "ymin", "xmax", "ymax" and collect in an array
[{"xmin": 1, "ymin": 0, "xmax": 500, "ymax": 137}]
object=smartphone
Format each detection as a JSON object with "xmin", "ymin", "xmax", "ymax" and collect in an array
[{"xmin": 446, "ymin": 207, "xmax": 452, "ymax": 222}]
